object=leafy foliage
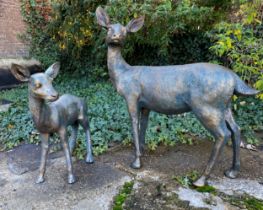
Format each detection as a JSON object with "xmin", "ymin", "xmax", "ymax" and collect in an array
[
  {"xmin": 1, "ymin": 75, "xmax": 262, "ymax": 155},
  {"xmin": 20, "ymin": 0, "xmax": 233, "ymax": 77},
  {"xmin": 173, "ymin": 170, "xmax": 200, "ymax": 188},
  {"xmin": 94, "ymin": 0, "xmax": 233, "ymax": 67},
  {"xmin": 221, "ymin": 193, "xmax": 263, "ymax": 210},
  {"xmin": 113, "ymin": 181, "xmax": 134, "ymax": 210},
  {"xmin": 20, "ymin": 0, "xmax": 60, "ymax": 67},
  {"xmin": 8, "ymin": 0, "xmax": 262, "ymax": 156},
  {"xmin": 208, "ymin": 0, "xmax": 263, "ymax": 98}
]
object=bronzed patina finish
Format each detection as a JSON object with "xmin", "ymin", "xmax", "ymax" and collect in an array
[
  {"xmin": 96, "ymin": 7, "xmax": 260, "ymax": 187},
  {"xmin": 11, "ymin": 63, "xmax": 94, "ymax": 184}
]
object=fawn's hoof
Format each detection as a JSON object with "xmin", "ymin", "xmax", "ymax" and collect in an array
[
  {"xmin": 193, "ymin": 176, "xmax": 207, "ymax": 187},
  {"xmin": 130, "ymin": 158, "xmax": 141, "ymax": 169},
  {"xmin": 225, "ymin": 169, "xmax": 239, "ymax": 179},
  {"xmin": 36, "ymin": 176, "xmax": 45, "ymax": 184},
  {"xmin": 68, "ymin": 174, "xmax": 76, "ymax": 184},
  {"xmin": 86, "ymin": 155, "xmax": 94, "ymax": 164}
]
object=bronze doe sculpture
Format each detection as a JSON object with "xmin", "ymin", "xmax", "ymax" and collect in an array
[
  {"xmin": 11, "ymin": 63, "xmax": 94, "ymax": 184},
  {"xmin": 96, "ymin": 7, "xmax": 260, "ymax": 187}
]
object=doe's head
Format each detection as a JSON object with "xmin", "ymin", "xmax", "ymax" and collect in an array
[
  {"xmin": 11, "ymin": 62, "xmax": 60, "ymax": 102},
  {"xmin": 96, "ymin": 6, "xmax": 144, "ymax": 46}
]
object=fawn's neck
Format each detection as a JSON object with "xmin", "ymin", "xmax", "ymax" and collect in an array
[
  {"xmin": 107, "ymin": 45, "xmax": 130, "ymax": 82},
  {"xmin": 28, "ymin": 92, "xmax": 50, "ymax": 127}
]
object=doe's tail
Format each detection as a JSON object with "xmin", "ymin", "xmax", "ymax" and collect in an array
[{"xmin": 234, "ymin": 75, "xmax": 260, "ymax": 96}]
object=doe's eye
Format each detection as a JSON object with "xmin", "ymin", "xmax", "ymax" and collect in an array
[{"xmin": 35, "ymin": 83, "xmax": 42, "ymax": 88}]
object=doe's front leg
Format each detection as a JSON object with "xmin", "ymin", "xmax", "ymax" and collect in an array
[
  {"xmin": 139, "ymin": 108, "xmax": 150, "ymax": 154},
  {"xmin": 59, "ymin": 128, "xmax": 76, "ymax": 184},
  {"xmin": 126, "ymin": 97, "xmax": 141, "ymax": 169},
  {"xmin": 36, "ymin": 133, "xmax": 49, "ymax": 184}
]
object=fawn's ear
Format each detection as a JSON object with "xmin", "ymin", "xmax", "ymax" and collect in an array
[
  {"xmin": 45, "ymin": 62, "xmax": 60, "ymax": 80},
  {"xmin": 126, "ymin": 16, "xmax": 144, "ymax": 33},
  {"xmin": 10, "ymin": 63, "xmax": 30, "ymax": 82},
  {"xmin": 96, "ymin": 6, "xmax": 110, "ymax": 27}
]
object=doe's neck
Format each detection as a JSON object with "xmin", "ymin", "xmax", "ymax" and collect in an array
[{"xmin": 107, "ymin": 45, "xmax": 130, "ymax": 81}]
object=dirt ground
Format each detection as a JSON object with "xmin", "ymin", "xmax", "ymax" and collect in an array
[
  {"xmin": 99, "ymin": 140, "xmax": 263, "ymax": 209},
  {"xmin": 99, "ymin": 140, "xmax": 263, "ymax": 180}
]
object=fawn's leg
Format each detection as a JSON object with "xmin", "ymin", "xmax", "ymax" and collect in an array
[
  {"xmin": 192, "ymin": 107, "xmax": 231, "ymax": 187},
  {"xmin": 126, "ymin": 96, "xmax": 141, "ymax": 169},
  {"xmin": 80, "ymin": 117, "xmax": 94, "ymax": 164},
  {"xmin": 225, "ymin": 108, "xmax": 241, "ymax": 178},
  {"xmin": 69, "ymin": 123, "xmax": 78, "ymax": 154},
  {"xmin": 36, "ymin": 133, "xmax": 49, "ymax": 184},
  {"xmin": 59, "ymin": 128, "xmax": 76, "ymax": 184},
  {"xmin": 139, "ymin": 108, "xmax": 150, "ymax": 153}
]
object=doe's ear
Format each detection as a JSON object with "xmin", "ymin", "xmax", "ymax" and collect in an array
[
  {"xmin": 96, "ymin": 6, "xmax": 110, "ymax": 27},
  {"xmin": 10, "ymin": 63, "xmax": 30, "ymax": 82},
  {"xmin": 126, "ymin": 16, "xmax": 145, "ymax": 33},
  {"xmin": 45, "ymin": 62, "xmax": 60, "ymax": 80}
]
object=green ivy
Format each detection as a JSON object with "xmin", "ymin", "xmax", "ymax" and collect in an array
[{"xmin": 0, "ymin": 74, "xmax": 262, "ymax": 156}]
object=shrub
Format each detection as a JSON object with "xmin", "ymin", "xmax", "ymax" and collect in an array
[
  {"xmin": 99, "ymin": 0, "xmax": 232, "ymax": 65},
  {"xmin": 20, "ymin": 0, "xmax": 60, "ymax": 67},
  {"xmin": 208, "ymin": 0, "xmax": 263, "ymax": 98},
  {"xmin": 20, "ymin": 0, "xmax": 233, "ymax": 78}
]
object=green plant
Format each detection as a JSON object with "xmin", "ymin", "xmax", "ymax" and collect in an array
[
  {"xmin": 173, "ymin": 170, "xmax": 200, "ymax": 187},
  {"xmin": 113, "ymin": 181, "xmax": 134, "ymax": 210},
  {"xmin": 20, "ymin": 0, "xmax": 234, "ymax": 79},
  {"xmin": 195, "ymin": 185, "xmax": 216, "ymax": 193},
  {"xmin": 1, "ymin": 72, "xmax": 262, "ymax": 155},
  {"xmin": 20, "ymin": 0, "xmax": 60, "ymax": 67},
  {"xmin": 221, "ymin": 193, "xmax": 263, "ymax": 210},
  {"xmin": 208, "ymin": 0, "xmax": 263, "ymax": 99}
]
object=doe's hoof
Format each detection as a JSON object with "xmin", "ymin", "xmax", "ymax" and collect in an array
[
  {"xmin": 68, "ymin": 174, "xmax": 76, "ymax": 184},
  {"xmin": 193, "ymin": 176, "xmax": 207, "ymax": 187},
  {"xmin": 86, "ymin": 155, "xmax": 94, "ymax": 164},
  {"xmin": 139, "ymin": 145, "xmax": 145, "ymax": 154},
  {"xmin": 130, "ymin": 158, "xmax": 141, "ymax": 169},
  {"xmin": 36, "ymin": 176, "xmax": 45, "ymax": 184},
  {"xmin": 224, "ymin": 169, "xmax": 239, "ymax": 179}
]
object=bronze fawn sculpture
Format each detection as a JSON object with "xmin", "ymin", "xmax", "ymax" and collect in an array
[
  {"xmin": 96, "ymin": 7, "xmax": 260, "ymax": 187},
  {"xmin": 10, "ymin": 63, "xmax": 94, "ymax": 184}
]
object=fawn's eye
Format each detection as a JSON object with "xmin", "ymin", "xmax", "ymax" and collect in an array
[
  {"xmin": 35, "ymin": 83, "xmax": 42, "ymax": 89},
  {"xmin": 108, "ymin": 28, "xmax": 113, "ymax": 33}
]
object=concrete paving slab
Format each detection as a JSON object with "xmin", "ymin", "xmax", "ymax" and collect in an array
[
  {"xmin": 6, "ymin": 144, "xmax": 62, "ymax": 175},
  {"xmin": 0, "ymin": 148, "xmax": 131, "ymax": 210},
  {"xmin": 209, "ymin": 178, "xmax": 263, "ymax": 200}
]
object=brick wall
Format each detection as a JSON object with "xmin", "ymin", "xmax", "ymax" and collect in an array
[{"xmin": 0, "ymin": 0, "xmax": 29, "ymax": 58}]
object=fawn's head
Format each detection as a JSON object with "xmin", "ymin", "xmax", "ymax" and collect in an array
[
  {"xmin": 96, "ymin": 6, "xmax": 144, "ymax": 46},
  {"xmin": 11, "ymin": 63, "xmax": 60, "ymax": 102}
]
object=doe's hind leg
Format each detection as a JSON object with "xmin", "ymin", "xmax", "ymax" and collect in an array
[
  {"xmin": 79, "ymin": 117, "xmax": 94, "ymax": 164},
  {"xmin": 224, "ymin": 108, "xmax": 241, "ymax": 179},
  {"xmin": 192, "ymin": 107, "xmax": 231, "ymax": 187}
]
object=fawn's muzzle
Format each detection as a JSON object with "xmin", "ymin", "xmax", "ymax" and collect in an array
[{"xmin": 47, "ymin": 93, "xmax": 59, "ymax": 102}]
